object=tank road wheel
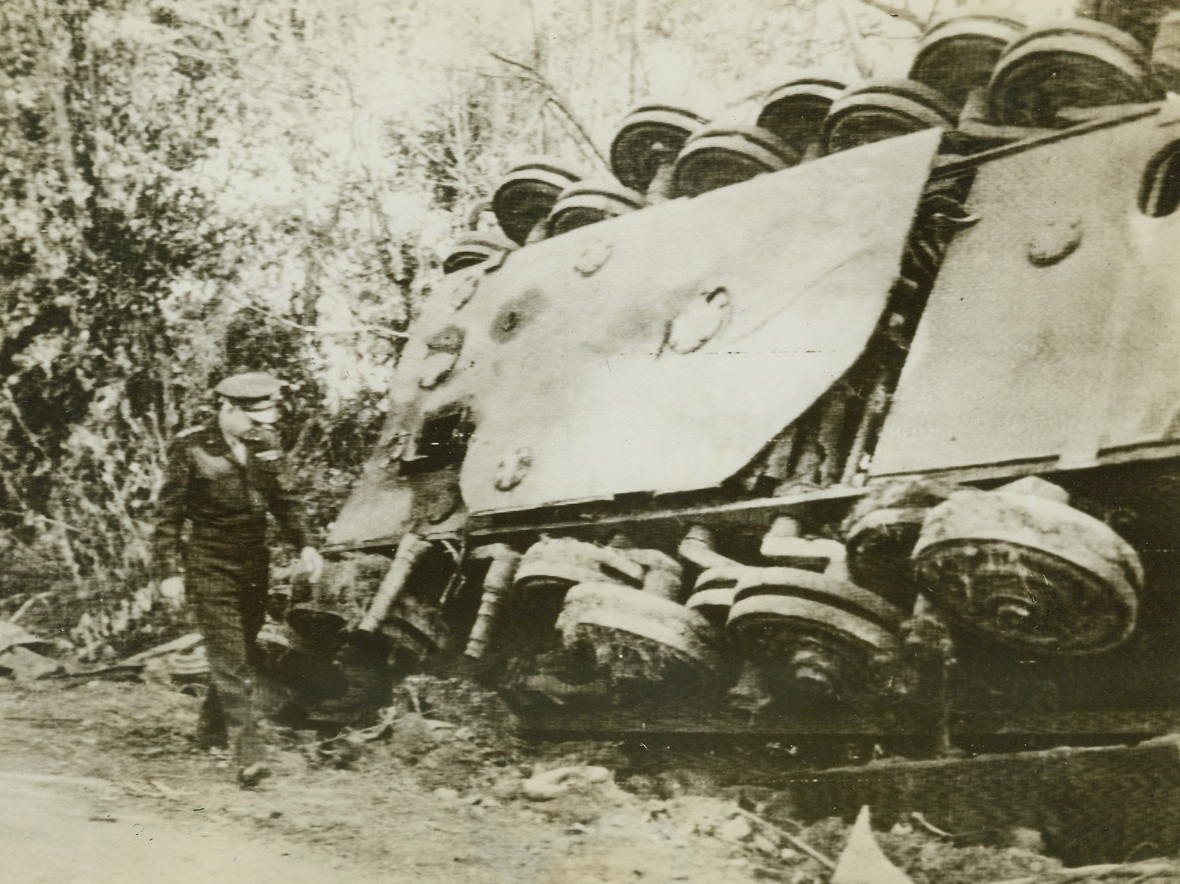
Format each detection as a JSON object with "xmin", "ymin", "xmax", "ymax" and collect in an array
[
  {"xmin": 671, "ymin": 124, "xmax": 801, "ymax": 198},
  {"xmin": 492, "ymin": 160, "xmax": 581, "ymax": 245},
  {"xmin": 515, "ymin": 537, "xmax": 646, "ymax": 593},
  {"xmin": 842, "ymin": 479, "xmax": 959, "ymax": 610},
  {"xmin": 546, "ymin": 179, "xmax": 646, "ymax": 237},
  {"xmin": 510, "ymin": 537, "xmax": 646, "ymax": 643},
  {"xmin": 442, "ymin": 230, "xmax": 518, "ymax": 275},
  {"xmin": 755, "ymin": 74, "xmax": 847, "ymax": 159},
  {"xmin": 1077, "ymin": 0, "xmax": 1180, "ymax": 49},
  {"xmin": 912, "ymin": 486, "xmax": 1143, "ymax": 655},
  {"xmin": 687, "ymin": 564, "xmax": 762, "ymax": 628},
  {"xmin": 909, "ymin": 13, "xmax": 1026, "ymax": 109},
  {"xmin": 822, "ymin": 79, "xmax": 959, "ymax": 155},
  {"xmin": 557, "ymin": 582, "xmax": 722, "ymax": 697},
  {"xmin": 610, "ymin": 104, "xmax": 707, "ymax": 195},
  {"xmin": 286, "ymin": 607, "xmax": 348, "ymax": 657},
  {"xmin": 1155, "ymin": 11, "xmax": 1180, "ymax": 92},
  {"xmin": 760, "ymin": 516, "xmax": 846, "ymax": 572},
  {"xmin": 463, "ymin": 198, "xmax": 494, "ymax": 232},
  {"xmin": 986, "ymin": 19, "xmax": 1156, "ymax": 128},
  {"xmin": 726, "ymin": 565, "xmax": 904, "ymax": 702}
]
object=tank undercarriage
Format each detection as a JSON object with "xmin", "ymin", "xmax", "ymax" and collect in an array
[{"xmin": 282, "ymin": 7, "xmax": 1180, "ymax": 843}]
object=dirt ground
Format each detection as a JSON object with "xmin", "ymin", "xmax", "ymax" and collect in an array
[
  {"xmin": 0, "ymin": 670, "xmax": 1169, "ymax": 884},
  {"xmin": 0, "ymin": 674, "xmax": 817, "ymax": 884}
]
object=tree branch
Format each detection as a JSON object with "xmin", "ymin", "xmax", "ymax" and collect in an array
[
  {"xmin": 336, "ymin": 65, "xmax": 417, "ymax": 293},
  {"xmin": 224, "ymin": 296, "xmax": 409, "ymax": 341},
  {"xmin": 488, "ymin": 51, "xmax": 607, "ymax": 169},
  {"xmin": 851, "ymin": 0, "xmax": 931, "ymax": 31},
  {"xmin": 840, "ymin": 1, "xmax": 877, "ymax": 78}
]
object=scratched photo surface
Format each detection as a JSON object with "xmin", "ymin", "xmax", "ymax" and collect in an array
[{"xmin": 4, "ymin": 1, "xmax": 1180, "ymax": 882}]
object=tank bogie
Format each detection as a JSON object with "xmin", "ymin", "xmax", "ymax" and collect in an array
[
  {"xmin": 987, "ymin": 19, "xmax": 1156, "ymax": 128},
  {"xmin": 610, "ymin": 104, "xmax": 707, "ymax": 196},
  {"xmin": 909, "ymin": 13, "xmax": 1026, "ymax": 109}
]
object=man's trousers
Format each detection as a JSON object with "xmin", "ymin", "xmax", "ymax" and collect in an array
[{"xmin": 185, "ymin": 544, "xmax": 269, "ymax": 748}]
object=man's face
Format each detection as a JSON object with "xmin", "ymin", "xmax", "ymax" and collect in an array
[{"xmin": 218, "ymin": 400, "xmax": 277, "ymax": 440}]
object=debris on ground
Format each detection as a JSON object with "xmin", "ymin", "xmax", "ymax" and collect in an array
[
  {"xmin": 6, "ymin": 666, "xmax": 1178, "ymax": 883},
  {"xmin": 121, "ymin": 632, "xmax": 204, "ymax": 665},
  {"xmin": 521, "ymin": 765, "xmax": 612, "ymax": 801},
  {"xmin": 0, "ymin": 621, "xmax": 63, "ymax": 681},
  {"xmin": 831, "ymin": 807, "xmax": 915, "ymax": 884},
  {"xmin": 0, "ymin": 644, "xmax": 64, "ymax": 680}
]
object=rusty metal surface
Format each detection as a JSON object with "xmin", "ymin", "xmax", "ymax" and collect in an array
[
  {"xmin": 457, "ymin": 129, "xmax": 940, "ymax": 515},
  {"xmin": 872, "ymin": 107, "xmax": 1180, "ymax": 479}
]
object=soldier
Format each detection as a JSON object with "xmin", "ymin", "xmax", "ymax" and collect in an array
[{"xmin": 154, "ymin": 371, "xmax": 323, "ymax": 782}]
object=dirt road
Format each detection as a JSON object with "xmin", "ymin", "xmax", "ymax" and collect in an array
[
  {"xmin": 0, "ymin": 679, "xmax": 776, "ymax": 884},
  {"xmin": 0, "ymin": 769, "xmax": 378, "ymax": 884}
]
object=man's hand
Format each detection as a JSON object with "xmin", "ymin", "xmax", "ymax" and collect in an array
[
  {"xmin": 159, "ymin": 576, "xmax": 185, "ymax": 610},
  {"xmin": 299, "ymin": 546, "xmax": 324, "ymax": 582},
  {"xmin": 267, "ymin": 590, "xmax": 292, "ymax": 623}
]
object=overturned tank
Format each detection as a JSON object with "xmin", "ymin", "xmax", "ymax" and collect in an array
[{"xmin": 312, "ymin": 3, "xmax": 1180, "ymax": 752}]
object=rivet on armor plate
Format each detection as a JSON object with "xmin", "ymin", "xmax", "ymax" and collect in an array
[
  {"xmin": 494, "ymin": 447, "xmax": 533, "ymax": 491},
  {"xmin": 665, "ymin": 287, "xmax": 732, "ymax": 355},
  {"xmin": 418, "ymin": 350, "xmax": 459, "ymax": 389},
  {"xmin": 1027, "ymin": 218, "xmax": 1082, "ymax": 266},
  {"xmin": 385, "ymin": 431, "xmax": 408, "ymax": 463},
  {"xmin": 449, "ymin": 273, "xmax": 480, "ymax": 311},
  {"xmin": 419, "ymin": 326, "xmax": 465, "ymax": 389},
  {"xmin": 574, "ymin": 237, "xmax": 612, "ymax": 276}
]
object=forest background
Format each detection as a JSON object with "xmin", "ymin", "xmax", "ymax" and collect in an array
[{"xmin": 0, "ymin": 0, "xmax": 1072, "ymax": 658}]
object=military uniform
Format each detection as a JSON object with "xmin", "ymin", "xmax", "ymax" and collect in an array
[{"xmin": 154, "ymin": 410, "xmax": 310, "ymax": 749}]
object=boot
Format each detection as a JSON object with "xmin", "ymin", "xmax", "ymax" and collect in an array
[
  {"xmin": 195, "ymin": 691, "xmax": 229, "ymax": 751},
  {"xmin": 232, "ymin": 719, "xmax": 271, "ymax": 788}
]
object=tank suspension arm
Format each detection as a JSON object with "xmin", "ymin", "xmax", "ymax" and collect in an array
[
  {"xmin": 902, "ymin": 593, "xmax": 957, "ymax": 757},
  {"xmin": 644, "ymin": 152, "xmax": 678, "ymax": 202},
  {"xmin": 678, "ymin": 524, "xmax": 737, "ymax": 571},
  {"xmin": 840, "ymin": 365, "xmax": 893, "ymax": 486},
  {"xmin": 357, "ymin": 533, "xmax": 432, "ymax": 632},
  {"xmin": 464, "ymin": 544, "xmax": 521, "ymax": 660}
]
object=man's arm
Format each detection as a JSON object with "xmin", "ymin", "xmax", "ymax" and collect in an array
[
  {"xmin": 153, "ymin": 435, "xmax": 192, "ymax": 580},
  {"xmin": 252, "ymin": 432, "xmax": 315, "ymax": 554},
  {"xmin": 265, "ymin": 463, "xmax": 324, "ymax": 583}
]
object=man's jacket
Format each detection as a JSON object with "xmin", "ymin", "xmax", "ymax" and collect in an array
[{"xmin": 153, "ymin": 423, "xmax": 311, "ymax": 579}]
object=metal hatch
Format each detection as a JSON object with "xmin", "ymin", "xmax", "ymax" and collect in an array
[
  {"xmin": 460, "ymin": 129, "xmax": 942, "ymax": 514},
  {"xmin": 871, "ymin": 106, "xmax": 1180, "ymax": 480},
  {"xmin": 326, "ymin": 128, "xmax": 941, "ymax": 548}
]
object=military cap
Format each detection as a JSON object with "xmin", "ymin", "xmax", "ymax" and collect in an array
[{"xmin": 214, "ymin": 371, "xmax": 283, "ymax": 423}]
